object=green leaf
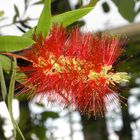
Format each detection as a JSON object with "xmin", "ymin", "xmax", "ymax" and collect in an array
[
  {"xmin": 52, "ymin": 7, "xmax": 93, "ymax": 27},
  {"xmin": 8, "ymin": 58, "xmax": 25, "ymax": 140},
  {"xmin": 112, "ymin": 0, "xmax": 136, "ymax": 22},
  {"xmin": 33, "ymin": 0, "xmax": 57, "ymax": 5},
  {"xmin": 0, "ymin": 63, "xmax": 7, "ymax": 101},
  {"xmin": 22, "ymin": 28, "xmax": 35, "ymax": 38},
  {"xmin": 0, "ymin": 36, "xmax": 35, "ymax": 52},
  {"xmin": 33, "ymin": 0, "xmax": 45, "ymax": 5},
  {"xmin": 34, "ymin": 126, "xmax": 46, "ymax": 140},
  {"xmin": 36, "ymin": 0, "xmax": 52, "ymax": 38},
  {"xmin": 23, "ymin": 7, "xmax": 93, "ymax": 37}
]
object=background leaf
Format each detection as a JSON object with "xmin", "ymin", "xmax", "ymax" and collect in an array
[
  {"xmin": 41, "ymin": 111, "xmax": 59, "ymax": 121},
  {"xmin": 112, "ymin": 0, "xmax": 136, "ymax": 22},
  {"xmin": 0, "ymin": 10, "xmax": 4, "ymax": 17},
  {"xmin": 33, "ymin": 0, "xmax": 57, "ymax": 5},
  {"xmin": 14, "ymin": 5, "xmax": 19, "ymax": 17},
  {"xmin": 33, "ymin": 0, "xmax": 45, "ymax": 5},
  {"xmin": 36, "ymin": 0, "xmax": 52, "ymax": 38},
  {"xmin": 0, "ymin": 36, "xmax": 35, "ymax": 52}
]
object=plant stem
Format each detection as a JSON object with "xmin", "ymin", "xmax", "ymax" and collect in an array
[
  {"xmin": 8, "ymin": 58, "xmax": 25, "ymax": 140},
  {"xmin": 0, "ymin": 63, "xmax": 7, "ymax": 101}
]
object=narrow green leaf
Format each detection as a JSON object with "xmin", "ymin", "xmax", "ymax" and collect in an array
[
  {"xmin": 8, "ymin": 58, "xmax": 25, "ymax": 140},
  {"xmin": 33, "ymin": 0, "xmax": 57, "ymax": 5},
  {"xmin": 8, "ymin": 58, "xmax": 17, "ymax": 137},
  {"xmin": 14, "ymin": 5, "xmax": 19, "ymax": 17},
  {"xmin": 33, "ymin": 0, "xmax": 45, "ymax": 5},
  {"xmin": 36, "ymin": 0, "xmax": 52, "ymax": 38},
  {"xmin": 0, "ymin": 63, "xmax": 7, "ymax": 101},
  {"xmin": 23, "ymin": 7, "xmax": 93, "ymax": 38},
  {"xmin": 52, "ymin": 7, "xmax": 93, "ymax": 27},
  {"xmin": 0, "ymin": 36, "xmax": 35, "ymax": 52},
  {"xmin": 13, "ymin": 15, "xmax": 17, "ymax": 23}
]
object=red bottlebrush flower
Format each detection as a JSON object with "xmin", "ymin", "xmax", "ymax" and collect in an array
[{"xmin": 7, "ymin": 25, "xmax": 130, "ymax": 116}]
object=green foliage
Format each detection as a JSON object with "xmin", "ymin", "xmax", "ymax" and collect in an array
[
  {"xmin": 33, "ymin": 0, "xmax": 45, "ymax": 5},
  {"xmin": 52, "ymin": 7, "xmax": 93, "ymax": 27},
  {"xmin": 22, "ymin": 28, "xmax": 35, "ymax": 38},
  {"xmin": 0, "ymin": 36, "xmax": 35, "ymax": 52},
  {"xmin": 36, "ymin": 0, "xmax": 52, "ymax": 38},
  {"xmin": 119, "ymin": 42, "xmax": 140, "ymax": 74},
  {"xmin": 34, "ymin": 126, "xmax": 46, "ymax": 140},
  {"xmin": 33, "ymin": 0, "xmax": 57, "ymax": 5},
  {"xmin": 23, "ymin": 7, "xmax": 93, "ymax": 37},
  {"xmin": 112, "ymin": 0, "xmax": 136, "ymax": 22}
]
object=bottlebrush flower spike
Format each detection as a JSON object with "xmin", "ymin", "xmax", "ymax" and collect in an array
[{"xmin": 7, "ymin": 25, "xmax": 130, "ymax": 116}]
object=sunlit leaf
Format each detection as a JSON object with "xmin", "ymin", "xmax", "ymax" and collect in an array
[
  {"xmin": 22, "ymin": 28, "xmax": 35, "ymax": 38},
  {"xmin": 36, "ymin": 0, "xmax": 52, "ymax": 38},
  {"xmin": 33, "ymin": 0, "xmax": 45, "ymax": 5},
  {"xmin": 23, "ymin": 7, "xmax": 93, "ymax": 37},
  {"xmin": 0, "ymin": 36, "xmax": 35, "ymax": 52},
  {"xmin": 52, "ymin": 7, "xmax": 93, "ymax": 27},
  {"xmin": 33, "ymin": 0, "xmax": 57, "ymax": 5}
]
